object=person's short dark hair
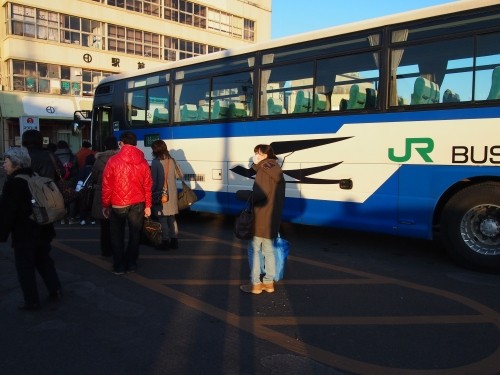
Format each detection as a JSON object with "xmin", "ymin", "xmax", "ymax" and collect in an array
[
  {"xmin": 21, "ymin": 129, "xmax": 43, "ymax": 149},
  {"xmin": 46, "ymin": 143, "xmax": 57, "ymax": 153},
  {"xmin": 82, "ymin": 141, "xmax": 92, "ymax": 148},
  {"xmin": 104, "ymin": 136, "xmax": 119, "ymax": 151},
  {"xmin": 57, "ymin": 140, "xmax": 69, "ymax": 149},
  {"xmin": 120, "ymin": 131, "xmax": 137, "ymax": 146}
]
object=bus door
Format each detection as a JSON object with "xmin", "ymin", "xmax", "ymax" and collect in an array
[{"xmin": 91, "ymin": 105, "xmax": 112, "ymax": 152}]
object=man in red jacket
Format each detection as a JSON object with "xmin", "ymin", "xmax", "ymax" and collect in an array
[{"xmin": 102, "ymin": 131, "xmax": 152, "ymax": 275}]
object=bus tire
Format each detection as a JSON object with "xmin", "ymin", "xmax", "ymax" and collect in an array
[{"xmin": 440, "ymin": 182, "xmax": 500, "ymax": 271}]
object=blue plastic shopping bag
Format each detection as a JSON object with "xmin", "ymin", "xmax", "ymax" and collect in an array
[
  {"xmin": 273, "ymin": 234, "xmax": 290, "ymax": 281},
  {"xmin": 249, "ymin": 234, "xmax": 290, "ymax": 282}
]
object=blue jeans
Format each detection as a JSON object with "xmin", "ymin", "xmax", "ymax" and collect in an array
[
  {"xmin": 110, "ymin": 203, "xmax": 144, "ymax": 272},
  {"xmin": 158, "ymin": 215, "xmax": 178, "ymax": 241},
  {"xmin": 248, "ymin": 236, "xmax": 275, "ymax": 284}
]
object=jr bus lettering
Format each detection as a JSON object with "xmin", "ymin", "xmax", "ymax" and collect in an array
[
  {"xmin": 452, "ymin": 146, "xmax": 500, "ymax": 164},
  {"xmin": 388, "ymin": 138, "xmax": 434, "ymax": 163}
]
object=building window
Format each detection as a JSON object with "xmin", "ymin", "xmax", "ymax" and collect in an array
[
  {"xmin": 108, "ymin": 24, "xmax": 160, "ymax": 58},
  {"xmin": 36, "ymin": 9, "xmax": 59, "ymax": 41},
  {"xmin": 164, "ymin": 37, "xmax": 215, "ymax": 61},
  {"xmin": 144, "ymin": 0, "xmax": 161, "ymax": 17},
  {"xmin": 11, "ymin": 4, "xmax": 36, "ymax": 37},
  {"xmin": 163, "ymin": 0, "xmax": 253, "ymax": 41},
  {"xmin": 11, "ymin": 59, "xmax": 112, "ymax": 96},
  {"xmin": 13, "ymin": 60, "xmax": 36, "ymax": 92},
  {"xmin": 9, "ymin": 4, "xmax": 105, "ymax": 48},
  {"xmin": 244, "ymin": 19, "xmax": 255, "ymax": 41}
]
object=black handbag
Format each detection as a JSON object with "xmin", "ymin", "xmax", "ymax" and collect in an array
[
  {"xmin": 234, "ymin": 196, "xmax": 253, "ymax": 240},
  {"xmin": 178, "ymin": 181, "xmax": 198, "ymax": 210},
  {"xmin": 173, "ymin": 159, "xmax": 197, "ymax": 210},
  {"xmin": 78, "ymin": 173, "xmax": 95, "ymax": 211},
  {"xmin": 142, "ymin": 217, "xmax": 162, "ymax": 247},
  {"xmin": 57, "ymin": 179, "xmax": 78, "ymax": 204}
]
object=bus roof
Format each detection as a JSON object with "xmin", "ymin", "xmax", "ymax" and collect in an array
[{"xmin": 97, "ymin": 0, "xmax": 498, "ymax": 86}]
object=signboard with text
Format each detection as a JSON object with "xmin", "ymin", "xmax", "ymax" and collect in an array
[{"xmin": 20, "ymin": 116, "xmax": 40, "ymax": 135}]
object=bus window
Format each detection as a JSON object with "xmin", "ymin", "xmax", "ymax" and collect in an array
[
  {"xmin": 391, "ymin": 8, "xmax": 500, "ymax": 43},
  {"xmin": 148, "ymin": 85, "xmax": 169, "ymax": 125},
  {"xmin": 211, "ymin": 71, "xmax": 253, "ymax": 119},
  {"xmin": 126, "ymin": 89, "xmax": 147, "ymax": 127},
  {"xmin": 475, "ymin": 32, "xmax": 500, "ymax": 101},
  {"xmin": 264, "ymin": 32, "xmax": 380, "ymax": 65},
  {"xmin": 174, "ymin": 78, "xmax": 209, "ymax": 123},
  {"xmin": 391, "ymin": 37, "xmax": 474, "ymax": 106},
  {"xmin": 260, "ymin": 61, "xmax": 314, "ymax": 116},
  {"xmin": 316, "ymin": 52, "xmax": 380, "ymax": 111}
]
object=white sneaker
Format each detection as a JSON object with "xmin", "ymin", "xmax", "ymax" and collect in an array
[
  {"xmin": 80, "ymin": 220, "xmax": 86, "ymax": 225},
  {"xmin": 60, "ymin": 219, "xmax": 65, "ymax": 224}
]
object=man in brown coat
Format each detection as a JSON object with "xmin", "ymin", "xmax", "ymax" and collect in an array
[{"xmin": 237, "ymin": 144, "xmax": 285, "ymax": 294}]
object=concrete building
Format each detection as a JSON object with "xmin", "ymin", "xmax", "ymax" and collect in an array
[{"xmin": 0, "ymin": 0, "xmax": 271, "ymax": 154}]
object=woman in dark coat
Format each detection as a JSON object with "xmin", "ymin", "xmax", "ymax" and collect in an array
[
  {"xmin": 0, "ymin": 147, "xmax": 62, "ymax": 311},
  {"xmin": 237, "ymin": 144, "xmax": 285, "ymax": 295}
]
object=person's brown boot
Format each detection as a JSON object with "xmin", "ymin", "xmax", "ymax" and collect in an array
[
  {"xmin": 240, "ymin": 283, "xmax": 263, "ymax": 294},
  {"xmin": 262, "ymin": 282, "xmax": 274, "ymax": 293}
]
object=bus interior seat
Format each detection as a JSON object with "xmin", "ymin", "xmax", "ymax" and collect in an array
[
  {"xmin": 365, "ymin": 88, "xmax": 377, "ymax": 108},
  {"xmin": 411, "ymin": 77, "xmax": 440, "ymax": 105},
  {"xmin": 313, "ymin": 93, "xmax": 327, "ymax": 112},
  {"xmin": 268, "ymin": 97, "xmax": 284, "ymax": 115},
  {"xmin": 212, "ymin": 100, "xmax": 230, "ymax": 119},
  {"xmin": 153, "ymin": 108, "xmax": 169, "ymax": 124},
  {"xmin": 487, "ymin": 66, "xmax": 500, "ymax": 100},
  {"xmin": 429, "ymin": 81, "xmax": 440, "ymax": 103},
  {"xmin": 197, "ymin": 104, "xmax": 210, "ymax": 120},
  {"xmin": 293, "ymin": 90, "xmax": 312, "ymax": 113},
  {"xmin": 180, "ymin": 104, "xmax": 198, "ymax": 122},
  {"xmin": 346, "ymin": 84, "xmax": 366, "ymax": 109},
  {"xmin": 229, "ymin": 102, "xmax": 247, "ymax": 118},
  {"xmin": 442, "ymin": 89, "xmax": 460, "ymax": 103}
]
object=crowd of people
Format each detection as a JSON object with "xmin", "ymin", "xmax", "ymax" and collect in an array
[{"xmin": 0, "ymin": 129, "xmax": 286, "ymax": 311}]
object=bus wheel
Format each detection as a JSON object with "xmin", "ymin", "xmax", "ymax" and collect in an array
[{"xmin": 440, "ymin": 183, "xmax": 500, "ymax": 271}]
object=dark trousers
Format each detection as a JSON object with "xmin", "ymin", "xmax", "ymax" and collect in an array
[
  {"xmin": 110, "ymin": 203, "xmax": 144, "ymax": 272},
  {"xmin": 14, "ymin": 242, "xmax": 61, "ymax": 305},
  {"xmin": 100, "ymin": 218, "xmax": 112, "ymax": 256}
]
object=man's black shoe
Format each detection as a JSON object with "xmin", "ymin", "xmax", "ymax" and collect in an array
[
  {"xmin": 49, "ymin": 290, "xmax": 63, "ymax": 302},
  {"xmin": 18, "ymin": 303, "xmax": 41, "ymax": 311}
]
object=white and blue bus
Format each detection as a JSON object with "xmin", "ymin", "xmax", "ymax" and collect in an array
[{"xmin": 90, "ymin": 0, "xmax": 500, "ymax": 270}]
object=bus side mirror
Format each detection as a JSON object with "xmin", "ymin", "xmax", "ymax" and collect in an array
[
  {"xmin": 72, "ymin": 122, "xmax": 81, "ymax": 135},
  {"xmin": 73, "ymin": 110, "xmax": 92, "ymax": 136}
]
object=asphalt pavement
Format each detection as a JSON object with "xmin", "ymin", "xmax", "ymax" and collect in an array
[
  {"xmin": 1, "ymin": 165, "xmax": 499, "ymax": 375},
  {"xmin": 0, "ymin": 221, "xmax": 346, "ymax": 375}
]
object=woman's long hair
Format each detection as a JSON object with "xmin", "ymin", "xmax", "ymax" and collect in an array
[{"xmin": 151, "ymin": 140, "xmax": 171, "ymax": 160}]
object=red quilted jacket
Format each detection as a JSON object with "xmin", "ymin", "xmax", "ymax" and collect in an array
[{"xmin": 101, "ymin": 145, "xmax": 152, "ymax": 208}]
